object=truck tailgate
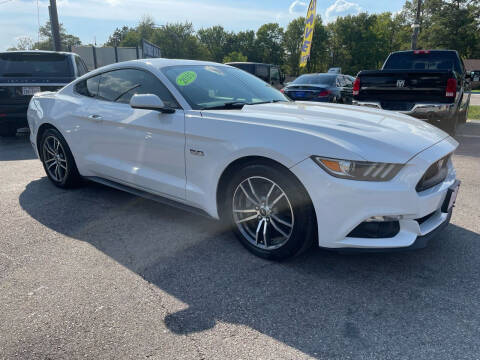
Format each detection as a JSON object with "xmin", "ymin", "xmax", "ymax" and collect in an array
[{"xmin": 357, "ymin": 70, "xmax": 453, "ymax": 111}]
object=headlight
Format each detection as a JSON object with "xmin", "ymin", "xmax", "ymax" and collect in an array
[{"xmin": 312, "ymin": 156, "xmax": 403, "ymax": 181}]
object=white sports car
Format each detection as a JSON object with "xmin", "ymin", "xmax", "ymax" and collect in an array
[{"xmin": 27, "ymin": 59, "xmax": 460, "ymax": 260}]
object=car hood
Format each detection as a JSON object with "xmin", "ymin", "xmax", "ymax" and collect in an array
[{"xmin": 202, "ymin": 102, "xmax": 452, "ymax": 164}]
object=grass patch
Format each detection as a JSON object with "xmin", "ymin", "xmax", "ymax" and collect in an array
[
  {"xmin": 469, "ymin": 105, "xmax": 480, "ymax": 120},
  {"xmin": 472, "ymin": 89, "xmax": 480, "ymax": 94}
]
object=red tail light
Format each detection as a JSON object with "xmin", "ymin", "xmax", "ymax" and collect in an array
[
  {"xmin": 280, "ymin": 88, "xmax": 285, "ymax": 93},
  {"xmin": 414, "ymin": 50, "xmax": 430, "ymax": 54},
  {"xmin": 318, "ymin": 90, "xmax": 330, "ymax": 97},
  {"xmin": 352, "ymin": 78, "xmax": 361, "ymax": 96},
  {"xmin": 0, "ymin": 114, "xmax": 7, "ymax": 118},
  {"xmin": 446, "ymin": 78, "xmax": 457, "ymax": 97}
]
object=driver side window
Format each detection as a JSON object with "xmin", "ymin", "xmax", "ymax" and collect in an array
[{"xmin": 98, "ymin": 69, "xmax": 179, "ymax": 109}]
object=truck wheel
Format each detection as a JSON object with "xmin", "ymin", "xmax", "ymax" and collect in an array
[
  {"xmin": 441, "ymin": 116, "xmax": 458, "ymax": 136},
  {"xmin": 0, "ymin": 123, "xmax": 17, "ymax": 137}
]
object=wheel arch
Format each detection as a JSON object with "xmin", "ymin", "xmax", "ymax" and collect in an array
[
  {"xmin": 215, "ymin": 156, "xmax": 317, "ymax": 228},
  {"xmin": 36, "ymin": 123, "xmax": 58, "ymax": 160}
]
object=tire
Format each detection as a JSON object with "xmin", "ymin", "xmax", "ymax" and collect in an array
[
  {"xmin": 0, "ymin": 123, "xmax": 17, "ymax": 137},
  {"xmin": 441, "ymin": 115, "xmax": 458, "ymax": 136},
  {"xmin": 458, "ymin": 105, "xmax": 469, "ymax": 124},
  {"xmin": 39, "ymin": 128, "xmax": 81, "ymax": 188},
  {"xmin": 224, "ymin": 162, "xmax": 316, "ymax": 260}
]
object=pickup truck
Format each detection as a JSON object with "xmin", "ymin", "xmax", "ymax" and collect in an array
[
  {"xmin": 352, "ymin": 50, "xmax": 472, "ymax": 135},
  {"xmin": 0, "ymin": 50, "xmax": 89, "ymax": 136}
]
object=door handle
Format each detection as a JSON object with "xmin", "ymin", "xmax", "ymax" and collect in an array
[{"xmin": 87, "ymin": 114, "xmax": 103, "ymax": 122}]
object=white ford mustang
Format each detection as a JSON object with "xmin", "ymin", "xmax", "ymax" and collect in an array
[{"xmin": 27, "ymin": 59, "xmax": 460, "ymax": 259}]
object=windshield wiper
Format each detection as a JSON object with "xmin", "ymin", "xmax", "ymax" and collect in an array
[
  {"xmin": 200, "ymin": 101, "xmax": 248, "ymax": 110},
  {"xmin": 200, "ymin": 99, "xmax": 288, "ymax": 110},
  {"xmin": 250, "ymin": 99, "xmax": 288, "ymax": 105}
]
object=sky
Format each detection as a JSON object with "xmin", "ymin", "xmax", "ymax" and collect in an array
[{"xmin": 0, "ymin": 0, "xmax": 407, "ymax": 51}]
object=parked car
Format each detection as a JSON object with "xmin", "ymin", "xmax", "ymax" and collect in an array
[
  {"xmin": 281, "ymin": 73, "xmax": 353, "ymax": 104},
  {"xmin": 28, "ymin": 59, "xmax": 459, "ymax": 260},
  {"xmin": 328, "ymin": 67, "xmax": 342, "ymax": 74},
  {"xmin": 225, "ymin": 62, "xmax": 284, "ymax": 89},
  {"xmin": 352, "ymin": 50, "xmax": 472, "ymax": 135},
  {"xmin": 0, "ymin": 50, "xmax": 89, "ymax": 136}
]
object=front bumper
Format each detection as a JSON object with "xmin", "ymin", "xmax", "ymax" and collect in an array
[
  {"xmin": 290, "ymin": 136, "xmax": 458, "ymax": 249},
  {"xmin": 352, "ymin": 101, "xmax": 456, "ymax": 120}
]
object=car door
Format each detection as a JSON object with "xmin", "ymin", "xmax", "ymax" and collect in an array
[{"xmin": 85, "ymin": 68, "xmax": 186, "ymax": 200}]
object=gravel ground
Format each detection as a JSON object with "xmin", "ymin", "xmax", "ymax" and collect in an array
[{"xmin": 0, "ymin": 123, "xmax": 479, "ymax": 360}]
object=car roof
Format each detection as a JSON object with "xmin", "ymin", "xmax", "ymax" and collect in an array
[
  {"xmin": 137, "ymin": 58, "xmax": 225, "ymax": 69},
  {"xmin": 0, "ymin": 50, "xmax": 76, "ymax": 56},
  {"xmin": 225, "ymin": 62, "xmax": 275, "ymax": 66}
]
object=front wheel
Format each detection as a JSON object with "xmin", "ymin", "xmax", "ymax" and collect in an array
[{"xmin": 224, "ymin": 163, "xmax": 316, "ymax": 260}]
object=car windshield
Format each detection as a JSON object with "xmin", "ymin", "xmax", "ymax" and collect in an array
[
  {"xmin": 383, "ymin": 52, "xmax": 462, "ymax": 74},
  {"xmin": 292, "ymin": 74, "xmax": 336, "ymax": 86},
  {"xmin": 161, "ymin": 65, "xmax": 289, "ymax": 110},
  {"xmin": 0, "ymin": 52, "xmax": 73, "ymax": 77}
]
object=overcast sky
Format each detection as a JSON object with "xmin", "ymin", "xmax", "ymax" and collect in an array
[{"xmin": 0, "ymin": 0, "xmax": 407, "ymax": 50}]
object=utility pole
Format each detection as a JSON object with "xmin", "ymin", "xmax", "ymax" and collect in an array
[
  {"xmin": 48, "ymin": 0, "xmax": 62, "ymax": 51},
  {"xmin": 411, "ymin": 0, "xmax": 422, "ymax": 50}
]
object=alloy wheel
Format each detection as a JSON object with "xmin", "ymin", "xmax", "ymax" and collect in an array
[
  {"xmin": 42, "ymin": 135, "xmax": 68, "ymax": 183},
  {"xmin": 232, "ymin": 176, "xmax": 294, "ymax": 250}
]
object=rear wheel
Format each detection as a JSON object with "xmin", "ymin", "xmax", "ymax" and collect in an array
[
  {"xmin": 224, "ymin": 163, "xmax": 316, "ymax": 260},
  {"xmin": 40, "ymin": 128, "xmax": 81, "ymax": 188}
]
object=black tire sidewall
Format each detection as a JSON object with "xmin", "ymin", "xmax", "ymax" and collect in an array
[
  {"xmin": 40, "ymin": 128, "xmax": 80, "ymax": 188},
  {"xmin": 224, "ymin": 163, "xmax": 315, "ymax": 260}
]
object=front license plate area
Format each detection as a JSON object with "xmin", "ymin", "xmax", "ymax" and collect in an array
[
  {"xmin": 441, "ymin": 180, "xmax": 460, "ymax": 213},
  {"xmin": 22, "ymin": 87, "xmax": 41, "ymax": 96}
]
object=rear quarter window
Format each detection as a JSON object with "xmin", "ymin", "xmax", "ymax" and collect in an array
[{"xmin": 74, "ymin": 75, "xmax": 100, "ymax": 97}]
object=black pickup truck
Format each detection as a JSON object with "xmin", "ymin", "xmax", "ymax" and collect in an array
[
  {"xmin": 0, "ymin": 51, "xmax": 89, "ymax": 136},
  {"xmin": 352, "ymin": 50, "xmax": 472, "ymax": 135}
]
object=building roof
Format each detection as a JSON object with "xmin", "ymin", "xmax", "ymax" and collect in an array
[{"xmin": 464, "ymin": 59, "xmax": 480, "ymax": 71}]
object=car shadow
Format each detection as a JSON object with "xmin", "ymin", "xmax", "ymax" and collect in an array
[
  {"xmin": 0, "ymin": 134, "xmax": 36, "ymax": 161},
  {"xmin": 19, "ymin": 177, "xmax": 480, "ymax": 358}
]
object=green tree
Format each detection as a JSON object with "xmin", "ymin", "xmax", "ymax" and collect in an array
[
  {"xmin": 255, "ymin": 23, "xmax": 284, "ymax": 64},
  {"xmin": 105, "ymin": 26, "xmax": 132, "ymax": 46},
  {"xmin": 223, "ymin": 51, "xmax": 247, "ymax": 63},
  {"xmin": 197, "ymin": 26, "xmax": 231, "ymax": 62},
  {"xmin": 7, "ymin": 36, "xmax": 34, "ymax": 51},
  {"xmin": 150, "ymin": 22, "xmax": 209, "ymax": 60},
  {"xmin": 34, "ymin": 21, "xmax": 81, "ymax": 50},
  {"xmin": 231, "ymin": 30, "xmax": 258, "ymax": 61},
  {"xmin": 308, "ymin": 16, "xmax": 329, "ymax": 73},
  {"xmin": 283, "ymin": 17, "xmax": 305, "ymax": 76}
]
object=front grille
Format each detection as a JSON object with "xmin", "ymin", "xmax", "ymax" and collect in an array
[
  {"xmin": 381, "ymin": 101, "xmax": 414, "ymax": 111},
  {"xmin": 416, "ymin": 155, "xmax": 450, "ymax": 192}
]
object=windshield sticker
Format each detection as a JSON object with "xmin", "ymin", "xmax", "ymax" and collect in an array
[{"xmin": 176, "ymin": 71, "xmax": 197, "ymax": 86}]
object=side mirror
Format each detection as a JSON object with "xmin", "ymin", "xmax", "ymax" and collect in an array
[{"xmin": 130, "ymin": 94, "xmax": 175, "ymax": 113}]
